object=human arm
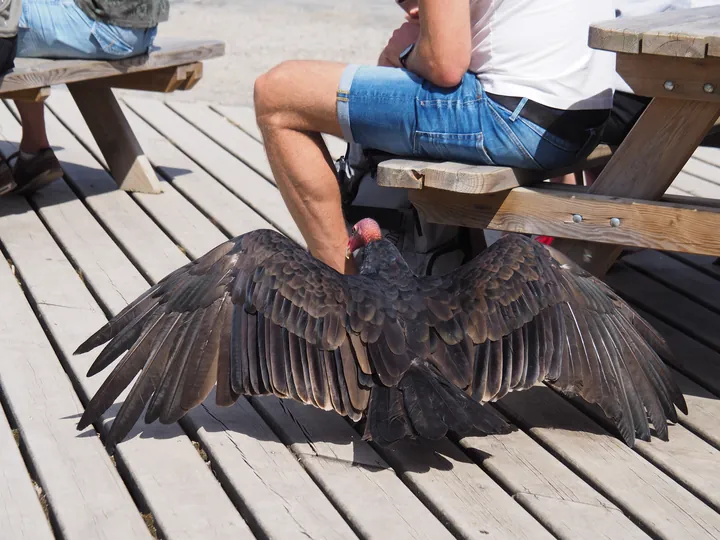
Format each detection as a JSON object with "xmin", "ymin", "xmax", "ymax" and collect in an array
[{"xmin": 403, "ymin": 0, "xmax": 471, "ymax": 87}]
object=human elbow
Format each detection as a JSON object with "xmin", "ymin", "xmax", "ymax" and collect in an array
[
  {"xmin": 423, "ymin": 53, "xmax": 469, "ymax": 88},
  {"xmin": 428, "ymin": 65, "xmax": 466, "ymax": 87}
]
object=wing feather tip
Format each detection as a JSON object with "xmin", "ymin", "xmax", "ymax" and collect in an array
[{"xmin": 74, "ymin": 336, "xmax": 102, "ymax": 356}]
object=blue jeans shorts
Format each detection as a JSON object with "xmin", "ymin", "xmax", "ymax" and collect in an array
[
  {"xmin": 337, "ymin": 65, "xmax": 601, "ymax": 171},
  {"xmin": 18, "ymin": 0, "xmax": 157, "ymax": 60}
]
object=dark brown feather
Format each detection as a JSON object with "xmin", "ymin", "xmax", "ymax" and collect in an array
[{"xmin": 75, "ymin": 230, "xmax": 685, "ymax": 450}]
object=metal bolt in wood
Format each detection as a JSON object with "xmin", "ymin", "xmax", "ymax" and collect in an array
[
  {"xmin": 664, "ymin": 80, "xmax": 675, "ymax": 91},
  {"xmin": 610, "ymin": 217, "xmax": 621, "ymax": 227},
  {"xmin": 572, "ymin": 214, "xmax": 583, "ymax": 223},
  {"xmin": 703, "ymin": 83, "xmax": 716, "ymax": 93}
]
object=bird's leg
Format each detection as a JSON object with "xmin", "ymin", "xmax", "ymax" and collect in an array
[{"xmin": 255, "ymin": 60, "xmax": 356, "ymax": 274}]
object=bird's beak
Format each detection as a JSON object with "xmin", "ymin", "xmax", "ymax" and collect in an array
[{"xmin": 346, "ymin": 236, "xmax": 359, "ymax": 259}]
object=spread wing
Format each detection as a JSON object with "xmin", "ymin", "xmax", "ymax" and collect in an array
[
  {"xmin": 76, "ymin": 229, "xmax": 421, "ymax": 448},
  {"xmin": 414, "ymin": 234, "xmax": 687, "ymax": 446}
]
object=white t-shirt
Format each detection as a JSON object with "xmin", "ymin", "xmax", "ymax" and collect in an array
[{"xmin": 469, "ymin": 0, "xmax": 616, "ymax": 110}]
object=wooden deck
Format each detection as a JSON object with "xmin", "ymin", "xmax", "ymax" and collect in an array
[{"xmin": 0, "ymin": 90, "xmax": 719, "ymax": 540}]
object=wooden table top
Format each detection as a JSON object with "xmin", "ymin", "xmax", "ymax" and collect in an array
[{"xmin": 589, "ymin": 5, "xmax": 720, "ymax": 58}]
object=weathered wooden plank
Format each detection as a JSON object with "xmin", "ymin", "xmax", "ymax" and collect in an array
[
  {"xmin": 424, "ymin": 161, "xmax": 525, "ymax": 193},
  {"xmin": 670, "ymin": 171, "xmax": 720, "ymax": 199},
  {"xmin": 89, "ymin": 63, "xmax": 203, "ymax": 93},
  {"xmin": 210, "ymin": 103, "xmax": 348, "ymax": 159},
  {"xmin": 459, "ymin": 427, "xmax": 650, "ymax": 540},
  {"xmin": 211, "ymin": 104, "xmax": 262, "ymax": 141},
  {"xmin": 126, "ymin": 109, "xmax": 276, "ymax": 237},
  {"xmin": 408, "ymin": 186, "xmax": 720, "ymax": 256},
  {"xmin": 617, "ymin": 53, "xmax": 720, "ymax": 103},
  {"xmin": 49, "ymin": 95, "xmax": 228, "ymax": 260},
  {"xmin": 376, "ymin": 159, "xmax": 434, "ymax": 189},
  {"xmin": 123, "ymin": 96, "xmax": 303, "ymax": 244},
  {"xmin": 0, "ymin": 194, "xmax": 254, "ymax": 540},
  {"xmin": 572, "ymin": 396, "xmax": 720, "ymax": 514},
  {"xmin": 108, "ymin": 108, "xmax": 660, "ymax": 540},
  {"xmin": 254, "ymin": 397, "xmax": 455, "ymax": 540},
  {"xmin": 42, "ymin": 147, "xmax": 452, "ymax": 540},
  {"xmin": 683, "ymin": 158, "xmax": 720, "ymax": 187},
  {"xmin": 632, "ymin": 307, "xmax": 720, "ymax": 398},
  {"xmin": 622, "ymin": 250, "xmax": 720, "ymax": 311},
  {"xmin": 0, "ymin": 37, "xmax": 224, "ymax": 92},
  {"xmin": 166, "ymin": 101, "xmax": 276, "ymax": 183},
  {"xmin": 606, "ymin": 275, "xmax": 720, "ymax": 451},
  {"xmin": 377, "ymin": 145, "xmax": 614, "ymax": 194},
  {"xmin": 40, "ymin": 96, "xmax": 234, "ymax": 261},
  {"xmin": 35, "ymin": 103, "xmax": 363, "ymax": 540},
  {"xmin": 0, "ymin": 405, "xmax": 55, "ymax": 540},
  {"xmin": 68, "ymin": 84, "xmax": 162, "ymax": 193},
  {"xmin": 641, "ymin": 21, "xmax": 720, "ymax": 58},
  {"xmin": 27, "ymin": 182, "xmax": 357, "ymax": 539},
  {"xmin": 188, "ymin": 394, "xmax": 358, "ymax": 540},
  {"xmin": 588, "ymin": 6, "xmax": 720, "ymax": 55},
  {"xmin": 552, "ymin": 97, "xmax": 720, "ymax": 275},
  {"xmin": 0, "ymin": 209, "xmax": 151, "ymax": 540},
  {"xmin": 46, "ymin": 92, "xmax": 273, "ymax": 242},
  {"xmin": 495, "ymin": 386, "xmax": 720, "ymax": 539},
  {"xmin": 380, "ymin": 438, "xmax": 557, "ymax": 539},
  {"xmin": 14, "ymin": 100, "xmax": 190, "ymax": 284},
  {"xmin": 672, "ymin": 252, "xmax": 720, "ymax": 279},
  {"xmin": 3, "ymin": 86, "xmax": 51, "ymax": 102},
  {"xmin": 692, "ymin": 143, "xmax": 720, "ymax": 167},
  {"xmin": 605, "ymin": 263, "xmax": 720, "ymax": 351},
  {"xmin": 670, "ymin": 369, "xmax": 720, "ymax": 450}
]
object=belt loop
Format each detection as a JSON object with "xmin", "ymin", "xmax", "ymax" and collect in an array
[{"xmin": 508, "ymin": 97, "xmax": 528, "ymax": 122}]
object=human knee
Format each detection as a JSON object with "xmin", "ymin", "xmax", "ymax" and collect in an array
[{"xmin": 254, "ymin": 61, "xmax": 302, "ymax": 126}]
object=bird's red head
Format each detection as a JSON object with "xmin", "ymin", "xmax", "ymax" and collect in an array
[{"xmin": 346, "ymin": 218, "xmax": 383, "ymax": 259}]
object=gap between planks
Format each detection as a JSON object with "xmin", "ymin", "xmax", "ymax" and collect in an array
[
  {"xmin": 35, "ymin": 94, "xmax": 463, "ymax": 540},
  {"xmin": 26, "ymin": 89, "xmax": 720, "ymax": 540},
  {"xmin": 25, "ymin": 98, "xmax": 361, "ymax": 540},
  {"xmin": 45, "ymin": 93, "xmax": 604, "ymax": 540},
  {"xmin": 136, "ymin": 94, "xmax": 720, "ymax": 540},
  {"xmin": 0, "ymin": 102, "xmax": 256, "ymax": 540}
]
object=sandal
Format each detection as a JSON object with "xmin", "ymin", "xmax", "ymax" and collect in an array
[{"xmin": 8, "ymin": 148, "xmax": 63, "ymax": 196}]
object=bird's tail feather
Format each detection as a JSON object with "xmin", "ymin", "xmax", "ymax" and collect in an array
[{"xmin": 364, "ymin": 360, "xmax": 512, "ymax": 445}]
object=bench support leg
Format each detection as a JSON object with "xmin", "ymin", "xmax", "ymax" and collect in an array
[
  {"xmin": 68, "ymin": 83, "xmax": 162, "ymax": 194},
  {"xmin": 552, "ymin": 97, "xmax": 720, "ymax": 276}
]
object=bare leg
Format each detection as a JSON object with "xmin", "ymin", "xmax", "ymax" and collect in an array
[
  {"xmin": 15, "ymin": 101, "xmax": 50, "ymax": 153},
  {"xmin": 551, "ymin": 172, "xmax": 584, "ymax": 185},
  {"xmin": 254, "ymin": 60, "xmax": 353, "ymax": 273},
  {"xmin": 583, "ymin": 166, "xmax": 604, "ymax": 187}
]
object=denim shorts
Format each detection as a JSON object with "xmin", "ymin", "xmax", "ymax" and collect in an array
[
  {"xmin": 18, "ymin": 0, "xmax": 157, "ymax": 60},
  {"xmin": 337, "ymin": 65, "xmax": 600, "ymax": 171}
]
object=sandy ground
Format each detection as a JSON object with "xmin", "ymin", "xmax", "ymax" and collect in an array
[{"xmin": 156, "ymin": 0, "xmax": 402, "ymax": 105}]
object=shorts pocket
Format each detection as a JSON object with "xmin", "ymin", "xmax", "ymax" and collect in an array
[
  {"xmin": 90, "ymin": 23, "xmax": 135, "ymax": 57},
  {"xmin": 413, "ymin": 131, "xmax": 494, "ymax": 165}
]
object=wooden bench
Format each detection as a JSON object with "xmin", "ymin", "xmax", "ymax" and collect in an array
[
  {"xmin": 378, "ymin": 6, "xmax": 720, "ymax": 276},
  {"xmin": 0, "ymin": 37, "xmax": 224, "ymax": 193}
]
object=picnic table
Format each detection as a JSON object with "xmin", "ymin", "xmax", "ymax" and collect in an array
[
  {"xmin": 0, "ymin": 37, "xmax": 224, "ymax": 194},
  {"xmin": 377, "ymin": 6, "xmax": 720, "ymax": 276}
]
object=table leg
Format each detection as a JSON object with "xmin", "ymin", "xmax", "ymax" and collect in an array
[
  {"xmin": 553, "ymin": 97, "xmax": 720, "ymax": 276},
  {"xmin": 68, "ymin": 83, "xmax": 162, "ymax": 194}
]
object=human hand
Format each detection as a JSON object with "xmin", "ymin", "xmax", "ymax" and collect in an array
[
  {"xmin": 397, "ymin": 0, "xmax": 419, "ymax": 22},
  {"xmin": 405, "ymin": 6, "xmax": 419, "ymax": 23},
  {"xmin": 377, "ymin": 22, "xmax": 420, "ymax": 68}
]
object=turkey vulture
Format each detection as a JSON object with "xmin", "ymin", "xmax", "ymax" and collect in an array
[{"xmin": 75, "ymin": 218, "xmax": 687, "ymax": 449}]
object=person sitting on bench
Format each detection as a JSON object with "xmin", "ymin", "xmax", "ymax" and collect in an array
[
  {"xmin": 254, "ymin": 0, "xmax": 615, "ymax": 274},
  {"xmin": 2, "ymin": 0, "xmax": 169, "ymax": 196}
]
